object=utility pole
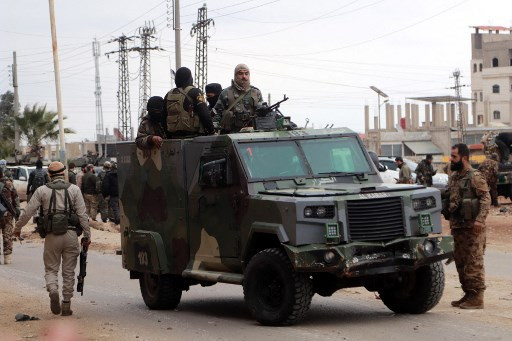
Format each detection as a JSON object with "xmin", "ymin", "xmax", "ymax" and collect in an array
[
  {"xmin": 48, "ymin": 0, "xmax": 67, "ymax": 171},
  {"xmin": 173, "ymin": 0, "xmax": 182, "ymax": 69},
  {"xmin": 451, "ymin": 69, "xmax": 467, "ymax": 143},
  {"xmin": 369, "ymin": 86, "xmax": 389, "ymax": 155},
  {"xmin": 106, "ymin": 35, "xmax": 134, "ymax": 141},
  {"xmin": 92, "ymin": 38, "xmax": 104, "ymax": 154},
  {"xmin": 191, "ymin": 3, "xmax": 214, "ymax": 91},
  {"xmin": 12, "ymin": 51, "xmax": 20, "ymax": 157}
]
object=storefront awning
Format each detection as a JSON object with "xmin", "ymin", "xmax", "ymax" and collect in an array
[{"xmin": 404, "ymin": 141, "xmax": 443, "ymax": 155}]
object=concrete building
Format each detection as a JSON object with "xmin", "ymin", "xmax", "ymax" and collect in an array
[{"xmin": 470, "ymin": 26, "xmax": 512, "ymax": 126}]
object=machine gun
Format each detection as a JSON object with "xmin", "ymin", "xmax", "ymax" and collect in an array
[
  {"xmin": 252, "ymin": 95, "xmax": 295, "ymax": 131},
  {"xmin": 256, "ymin": 95, "xmax": 289, "ymax": 117},
  {"xmin": 76, "ymin": 245, "xmax": 88, "ymax": 296}
]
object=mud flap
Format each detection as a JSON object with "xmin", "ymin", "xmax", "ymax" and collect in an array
[{"xmin": 125, "ymin": 230, "xmax": 169, "ymax": 274}]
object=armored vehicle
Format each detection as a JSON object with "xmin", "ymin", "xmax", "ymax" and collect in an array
[{"xmin": 117, "ymin": 128, "xmax": 453, "ymax": 326}]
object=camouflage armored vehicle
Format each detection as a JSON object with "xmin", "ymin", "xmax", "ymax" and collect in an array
[{"xmin": 117, "ymin": 128, "xmax": 453, "ymax": 326}]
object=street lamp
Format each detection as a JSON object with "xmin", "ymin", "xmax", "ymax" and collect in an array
[{"xmin": 369, "ymin": 86, "xmax": 389, "ymax": 156}]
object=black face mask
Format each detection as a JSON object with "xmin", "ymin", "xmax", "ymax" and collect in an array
[
  {"xmin": 450, "ymin": 159, "xmax": 463, "ymax": 171},
  {"xmin": 207, "ymin": 95, "xmax": 219, "ymax": 108},
  {"xmin": 149, "ymin": 110, "xmax": 162, "ymax": 122}
]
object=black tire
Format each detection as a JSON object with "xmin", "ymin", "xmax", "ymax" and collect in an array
[
  {"xmin": 378, "ymin": 262, "xmax": 445, "ymax": 314},
  {"xmin": 139, "ymin": 273, "xmax": 183, "ymax": 310},
  {"xmin": 243, "ymin": 248, "xmax": 313, "ymax": 326}
]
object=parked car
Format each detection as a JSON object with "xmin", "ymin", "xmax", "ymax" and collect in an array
[
  {"xmin": 367, "ymin": 152, "xmax": 401, "ymax": 184},
  {"xmin": 7, "ymin": 166, "xmax": 48, "ymax": 202},
  {"xmin": 378, "ymin": 157, "xmax": 448, "ymax": 192}
]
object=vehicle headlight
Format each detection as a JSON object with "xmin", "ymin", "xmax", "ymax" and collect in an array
[
  {"xmin": 412, "ymin": 196, "xmax": 436, "ymax": 211},
  {"xmin": 304, "ymin": 205, "xmax": 335, "ymax": 218}
]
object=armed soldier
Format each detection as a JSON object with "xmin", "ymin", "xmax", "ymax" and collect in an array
[
  {"xmin": 27, "ymin": 159, "xmax": 50, "ymax": 201},
  {"xmin": 395, "ymin": 157, "xmax": 413, "ymax": 184},
  {"xmin": 102, "ymin": 162, "xmax": 119, "ymax": 225},
  {"xmin": 446, "ymin": 144, "xmax": 490, "ymax": 309},
  {"xmin": 415, "ymin": 154, "xmax": 436, "ymax": 187},
  {"xmin": 81, "ymin": 164, "xmax": 98, "ymax": 221},
  {"xmin": 205, "ymin": 83, "xmax": 222, "ymax": 117},
  {"xmin": 478, "ymin": 153, "xmax": 499, "ymax": 206},
  {"xmin": 96, "ymin": 162, "xmax": 111, "ymax": 222},
  {"xmin": 164, "ymin": 67, "xmax": 214, "ymax": 138},
  {"xmin": 0, "ymin": 168, "xmax": 20, "ymax": 264},
  {"xmin": 213, "ymin": 64, "xmax": 263, "ymax": 133},
  {"xmin": 136, "ymin": 96, "xmax": 167, "ymax": 152},
  {"xmin": 14, "ymin": 161, "xmax": 90, "ymax": 316}
]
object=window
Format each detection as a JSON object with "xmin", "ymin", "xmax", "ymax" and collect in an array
[
  {"xmin": 492, "ymin": 58, "xmax": 499, "ymax": 67},
  {"xmin": 473, "ymin": 63, "xmax": 477, "ymax": 73},
  {"xmin": 479, "ymin": 63, "xmax": 483, "ymax": 71},
  {"xmin": 477, "ymin": 115, "xmax": 484, "ymax": 125},
  {"xmin": 480, "ymin": 92, "xmax": 483, "ymax": 101},
  {"xmin": 493, "ymin": 84, "xmax": 500, "ymax": 93},
  {"xmin": 474, "ymin": 92, "xmax": 478, "ymax": 100},
  {"xmin": 510, "ymin": 59, "xmax": 512, "ymax": 66},
  {"xmin": 493, "ymin": 111, "xmax": 500, "ymax": 120}
]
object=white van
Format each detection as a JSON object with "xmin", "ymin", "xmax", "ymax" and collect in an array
[{"xmin": 7, "ymin": 166, "xmax": 48, "ymax": 202}]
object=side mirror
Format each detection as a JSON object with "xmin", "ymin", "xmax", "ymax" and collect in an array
[
  {"xmin": 377, "ymin": 163, "xmax": 387, "ymax": 172},
  {"xmin": 200, "ymin": 157, "xmax": 231, "ymax": 187},
  {"xmin": 367, "ymin": 151, "xmax": 382, "ymax": 172},
  {"xmin": 19, "ymin": 176, "xmax": 27, "ymax": 181}
]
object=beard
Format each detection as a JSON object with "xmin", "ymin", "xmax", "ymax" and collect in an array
[
  {"xmin": 235, "ymin": 78, "xmax": 250, "ymax": 90},
  {"xmin": 450, "ymin": 160, "xmax": 463, "ymax": 172}
]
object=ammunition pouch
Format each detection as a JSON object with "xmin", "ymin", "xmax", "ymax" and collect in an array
[
  {"xmin": 220, "ymin": 111, "xmax": 234, "ymax": 132},
  {"xmin": 35, "ymin": 216, "xmax": 47, "ymax": 238},
  {"xmin": 234, "ymin": 112, "xmax": 251, "ymax": 129},
  {"xmin": 461, "ymin": 198, "xmax": 480, "ymax": 221}
]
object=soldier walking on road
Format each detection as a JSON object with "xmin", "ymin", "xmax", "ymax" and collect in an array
[
  {"xmin": 446, "ymin": 144, "xmax": 490, "ymax": 309},
  {"xmin": 395, "ymin": 157, "xmax": 413, "ymax": 184},
  {"xmin": 0, "ymin": 168, "xmax": 20, "ymax": 264},
  {"xmin": 27, "ymin": 160, "xmax": 49, "ymax": 201},
  {"xmin": 96, "ymin": 161, "xmax": 111, "ymax": 222},
  {"xmin": 416, "ymin": 154, "xmax": 436, "ymax": 187},
  {"xmin": 213, "ymin": 64, "xmax": 263, "ymax": 134},
  {"xmin": 478, "ymin": 153, "xmax": 499, "ymax": 206},
  {"xmin": 136, "ymin": 96, "xmax": 167, "ymax": 152},
  {"xmin": 14, "ymin": 161, "xmax": 90, "ymax": 316},
  {"xmin": 102, "ymin": 162, "xmax": 120, "ymax": 225},
  {"xmin": 81, "ymin": 164, "xmax": 98, "ymax": 221},
  {"xmin": 76, "ymin": 164, "xmax": 86, "ymax": 189}
]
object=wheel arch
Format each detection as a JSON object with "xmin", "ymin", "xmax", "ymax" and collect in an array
[{"xmin": 243, "ymin": 223, "xmax": 289, "ymax": 266}]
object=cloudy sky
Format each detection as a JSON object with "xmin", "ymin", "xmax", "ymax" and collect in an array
[{"xmin": 1, "ymin": 0, "xmax": 511, "ymax": 142}]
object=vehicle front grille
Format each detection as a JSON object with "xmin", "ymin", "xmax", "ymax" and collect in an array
[{"xmin": 346, "ymin": 197, "xmax": 405, "ymax": 242}]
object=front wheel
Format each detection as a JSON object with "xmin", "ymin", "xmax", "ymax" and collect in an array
[
  {"xmin": 243, "ymin": 248, "xmax": 313, "ymax": 326},
  {"xmin": 378, "ymin": 262, "xmax": 445, "ymax": 314},
  {"xmin": 139, "ymin": 273, "xmax": 183, "ymax": 310}
]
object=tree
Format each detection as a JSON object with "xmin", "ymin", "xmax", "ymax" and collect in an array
[
  {"xmin": 0, "ymin": 91, "xmax": 15, "ymax": 158},
  {"xmin": 3, "ymin": 104, "xmax": 74, "ymax": 159},
  {"xmin": 0, "ymin": 90, "xmax": 14, "ymax": 125}
]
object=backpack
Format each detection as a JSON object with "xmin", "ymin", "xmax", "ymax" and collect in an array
[
  {"xmin": 166, "ymin": 86, "xmax": 200, "ymax": 133},
  {"xmin": 33, "ymin": 169, "xmax": 46, "ymax": 191}
]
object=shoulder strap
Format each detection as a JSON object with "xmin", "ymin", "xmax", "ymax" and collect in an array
[
  {"xmin": 178, "ymin": 86, "xmax": 194, "ymax": 103},
  {"xmin": 225, "ymin": 88, "xmax": 250, "ymax": 113}
]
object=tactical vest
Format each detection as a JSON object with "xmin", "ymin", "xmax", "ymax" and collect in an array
[
  {"xmin": 36, "ymin": 182, "xmax": 82, "ymax": 238},
  {"xmin": 226, "ymin": 87, "xmax": 259, "ymax": 130},
  {"xmin": 166, "ymin": 86, "xmax": 201, "ymax": 133},
  {"xmin": 445, "ymin": 169, "xmax": 480, "ymax": 222}
]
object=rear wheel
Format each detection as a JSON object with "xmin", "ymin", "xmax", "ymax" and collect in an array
[
  {"xmin": 378, "ymin": 262, "xmax": 445, "ymax": 314},
  {"xmin": 139, "ymin": 273, "xmax": 183, "ymax": 310},
  {"xmin": 243, "ymin": 248, "xmax": 313, "ymax": 326}
]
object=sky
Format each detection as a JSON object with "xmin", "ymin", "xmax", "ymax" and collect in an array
[{"xmin": 1, "ymin": 0, "xmax": 511, "ymax": 143}]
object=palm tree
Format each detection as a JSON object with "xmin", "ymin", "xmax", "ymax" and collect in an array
[{"xmin": 4, "ymin": 104, "xmax": 75, "ymax": 158}]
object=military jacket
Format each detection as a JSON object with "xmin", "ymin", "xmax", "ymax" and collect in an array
[
  {"xmin": 397, "ymin": 163, "xmax": 413, "ymax": 184},
  {"xmin": 415, "ymin": 160, "xmax": 435, "ymax": 186},
  {"xmin": 477, "ymin": 159, "xmax": 498, "ymax": 185},
  {"xmin": 136, "ymin": 116, "xmax": 167, "ymax": 150}
]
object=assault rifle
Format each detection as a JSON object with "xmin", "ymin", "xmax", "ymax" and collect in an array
[
  {"xmin": 76, "ymin": 245, "xmax": 88, "ymax": 296},
  {"xmin": 0, "ymin": 190, "xmax": 18, "ymax": 219}
]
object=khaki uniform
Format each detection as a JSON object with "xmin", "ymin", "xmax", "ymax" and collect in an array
[
  {"xmin": 15, "ymin": 178, "xmax": 90, "ymax": 301},
  {"xmin": 397, "ymin": 163, "xmax": 413, "ymax": 184},
  {"xmin": 448, "ymin": 167, "xmax": 490, "ymax": 295},
  {"xmin": 477, "ymin": 158, "xmax": 499, "ymax": 205}
]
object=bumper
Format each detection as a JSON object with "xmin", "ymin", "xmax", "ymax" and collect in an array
[{"xmin": 283, "ymin": 235, "xmax": 453, "ymax": 278}]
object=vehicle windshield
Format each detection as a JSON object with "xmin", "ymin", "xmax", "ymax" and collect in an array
[{"xmin": 237, "ymin": 136, "xmax": 372, "ymax": 180}]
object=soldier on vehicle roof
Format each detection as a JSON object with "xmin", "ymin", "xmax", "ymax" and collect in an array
[
  {"xmin": 136, "ymin": 96, "xmax": 167, "ymax": 152},
  {"xmin": 163, "ymin": 67, "xmax": 214, "ymax": 139},
  {"xmin": 213, "ymin": 64, "xmax": 263, "ymax": 134},
  {"xmin": 205, "ymin": 83, "xmax": 222, "ymax": 118}
]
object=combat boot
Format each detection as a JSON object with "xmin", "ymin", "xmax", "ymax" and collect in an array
[
  {"xmin": 459, "ymin": 291, "xmax": 484, "ymax": 309},
  {"xmin": 4, "ymin": 254, "xmax": 12, "ymax": 264},
  {"xmin": 451, "ymin": 293, "xmax": 469, "ymax": 307},
  {"xmin": 49, "ymin": 291, "xmax": 61, "ymax": 314},
  {"xmin": 61, "ymin": 301, "xmax": 73, "ymax": 316}
]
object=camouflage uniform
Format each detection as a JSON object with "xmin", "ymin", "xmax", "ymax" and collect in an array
[
  {"xmin": 0, "ymin": 176, "xmax": 20, "ymax": 259},
  {"xmin": 397, "ymin": 163, "xmax": 413, "ymax": 184},
  {"xmin": 136, "ymin": 115, "xmax": 167, "ymax": 151},
  {"xmin": 448, "ymin": 167, "xmax": 490, "ymax": 297},
  {"xmin": 415, "ymin": 159, "xmax": 435, "ymax": 187},
  {"xmin": 213, "ymin": 81, "xmax": 263, "ymax": 133},
  {"xmin": 478, "ymin": 158, "xmax": 499, "ymax": 205}
]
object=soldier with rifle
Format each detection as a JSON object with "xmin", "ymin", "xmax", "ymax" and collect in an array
[
  {"xmin": 0, "ymin": 168, "xmax": 20, "ymax": 264},
  {"xmin": 14, "ymin": 161, "xmax": 90, "ymax": 316}
]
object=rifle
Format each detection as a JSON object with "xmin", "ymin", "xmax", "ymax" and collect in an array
[
  {"xmin": 0, "ymin": 189, "xmax": 17, "ymax": 219},
  {"xmin": 255, "ymin": 95, "xmax": 289, "ymax": 117},
  {"xmin": 76, "ymin": 245, "xmax": 88, "ymax": 296}
]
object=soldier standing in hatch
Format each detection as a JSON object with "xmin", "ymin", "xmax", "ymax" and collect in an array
[
  {"xmin": 136, "ymin": 96, "xmax": 167, "ymax": 152},
  {"xmin": 416, "ymin": 154, "xmax": 436, "ymax": 187},
  {"xmin": 213, "ymin": 64, "xmax": 263, "ymax": 134},
  {"xmin": 447, "ymin": 144, "xmax": 490, "ymax": 310},
  {"xmin": 395, "ymin": 157, "xmax": 413, "ymax": 184},
  {"xmin": 14, "ymin": 161, "xmax": 90, "ymax": 316},
  {"xmin": 163, "ymin": 67, "xmax": 214, "ymax": 139},
  {"xmin": 0, "ymin": 168, "xmax": 20, "ymax": 264},
  {"xmin": 478, "ymin": 153, "xmax": 499, "ymax": 207}
]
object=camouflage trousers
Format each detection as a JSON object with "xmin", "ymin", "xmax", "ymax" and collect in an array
[
  {"xmin": 84, "ymin": 194, "xmax": 98, "ymax": 220},
  {"xmin": 97, "ymin": 195, "xmax": 112, "ymax": 221},
  {"xmin": 0, "ymin": 214, "xmax": 14, "ymax": 255},
  {"xmin": 452, "ymin": 227, "xmax": 486, "ymax": 293}
]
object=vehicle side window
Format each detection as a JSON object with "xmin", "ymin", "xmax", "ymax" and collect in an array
[
  {"xmin": 20, "ymin": 168, "xmax": 27, "ymax": 179},
  {"xmin": 8, "ymin": 167, "xmax": 20, "ymax": 180},
  {"xmin": 383, "ymin": 161, "xmax": 398, "ymax": 171}
]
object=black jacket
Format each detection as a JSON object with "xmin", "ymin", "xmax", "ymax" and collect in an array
[
  {"xmin": 102, "ymin": 170, "xmax": 118, "ymax": 197},
  {"xmin": 81, "ymin": 171, "xmax": 97, "ymax": 195}
]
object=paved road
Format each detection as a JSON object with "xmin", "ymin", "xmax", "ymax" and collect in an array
[{"xmin": 1, "ymin": 243, "xmax": 511, "ymax": 340}]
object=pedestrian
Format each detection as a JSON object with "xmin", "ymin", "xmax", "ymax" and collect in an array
[
  {"xmin": 102, "ymin": 162, "xmax": 119, "ymax": 225},
  {"xmin": 67, "ymin": 162, "xmax": 77, "ymax": 185},
  {"xmin": 0, "ymin": 168, "xmax": 20, "ymax": 264},
  {"xmin": 415, "ymin": 154, "xmax": 436, "ymax": 187},
  {"xmin": 394, "ymin": 157, "xmax": 413, "ymax": 184},
  {"xmin": 14, "ymin": 161, "xmax": 90, "ymax": 316},
  {"xmin": 205, "ymin": 82, "xmax": 222, "ymax": 117},
  {"xmin": 163, "ymin": 67, "xmax": 214, "ymax": 138},
  {"xmin": 213, "ymin": 64, "xmax": 263, "ymax": 133},
  {"xmin": 136, "ymin": 96, "xmax": 167, "ymax": 153},
  {"xmin": 81, "ymin": 164, "xmax": 98, "ymax": 221},
  {"xmin": 478, "ymin": 153, "xmax": 499, "ymax": 206},
  {"xmin": 446, "ymin": 143, "xmax": 490, "ymax": 309},
  {"xmin": 0, "ymin": 159, "xmax": 12, "ymax": 180},
  {"xmin": 96, "ymin": 161, "xmax": 111, "ymax": 222},
  {"xmin": 27, "ymin": 159, "xmax": 50, "ymax": 201},
  {"xmin": 76, "ymin": 164, "xmax": 87, "ymax": 189}
]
